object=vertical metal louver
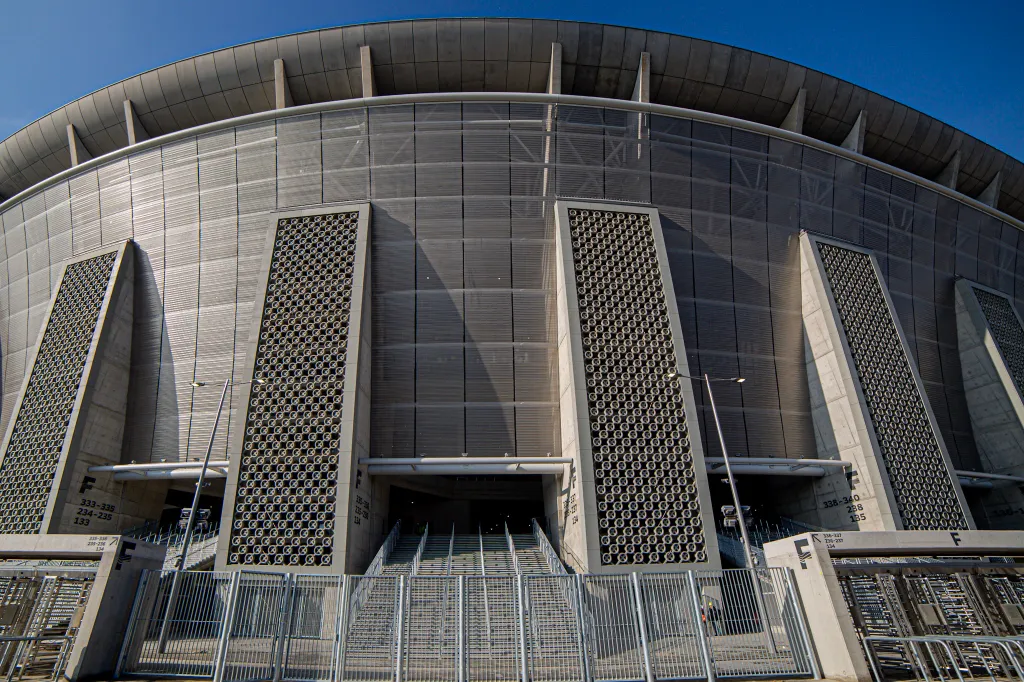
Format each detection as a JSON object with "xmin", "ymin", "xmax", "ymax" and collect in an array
[{"xmin": 817, "ymin": 242, "xmax": 968, "ymax": 530}]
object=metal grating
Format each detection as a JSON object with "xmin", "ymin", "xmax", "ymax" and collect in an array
[
  {"xmin": 972, "ymin": 287, "xmax": 1024, "ymax": 395},
  {"xmin": 566, "ymin": 207, "xmax": 707, "ymax": 565},
  {"xmin": 0, "ymin": 251, "xmax": 116, "ymax": 533},
  {"xmin": 817, "ymin": 242, "xmax": 968, "ymax": 530},
  {"xmin": 227, "ymin": 211, "xmax": 360, "ymax": 568}
]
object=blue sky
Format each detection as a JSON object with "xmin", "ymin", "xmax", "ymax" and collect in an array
[{"xmin": 1, "ymin": 0, "xmax": 1021, "ymax": 161}]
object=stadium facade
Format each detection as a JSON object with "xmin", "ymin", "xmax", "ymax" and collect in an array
[{"xmin": 0, "ymin": 18, "xmax": 1022, "ymax": 576}]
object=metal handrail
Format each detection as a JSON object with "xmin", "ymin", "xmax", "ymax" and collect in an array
[
  {"xmin": 364, "ymin": 521, "xmax": 402, "ymax": 577},
  {"xmin": 532, "ymin": 519, "xmax": 568, "ymax": 575},
  {"xmin": 505, "ymin": 523, "xmax": 521, "ymax": 575},
  {"xmin": 410, "ymin": 524, "xmax": 429, "ymax": 576},
  {"xmin": 446, "ymin": 525, "xmax": 455, "ymax": 575}
]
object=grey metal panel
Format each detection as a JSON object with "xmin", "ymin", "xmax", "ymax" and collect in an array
[
  {"xmin": 277, "ymin": 114, "xmax": 323, "ymax": 208},
  {"xmin": 189, "ymin": 130, "xmax": 238, "ymax": 460},
  {"xmin": 98, "ymin": 158, "xmax": 133, "ymax": 244},
  {"xmin": 69, "ymin": 170, "xmax": 101, "ymax": 255}
]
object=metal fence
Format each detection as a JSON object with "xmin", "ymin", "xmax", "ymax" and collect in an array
[
  {"xmin": 864, "ymin": 635, "xmax": 1024, "ymax": 682},
  {"xmin": 117, "ymin": 568, "xmax": 818, "ymax": 682}
]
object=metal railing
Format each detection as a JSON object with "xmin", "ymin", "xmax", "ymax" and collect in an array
[
  {"xmin": 411, "ymin": 525, "xmax": 430, "ymax": 576},
  {"xmin": 0, "ymin": 635, "xmax": 74, "ymax": 682},
  {"xmin": 864, "ymin": 635, "xmax": 1024, "ymax": 682},
  {"xmin": 532, "ymin": 520, "xmax": 568, "ymax": 576},
  {"xmin": 365, "ymin": 522, "xmax": 403, "ymax": 578},
  {"xmin": 505, "ymin": 525, "xmax": 521, "ymax": 575},
  {"xmin": 117, "ymin": 567, "xmax": 818, "ymax": 682}
]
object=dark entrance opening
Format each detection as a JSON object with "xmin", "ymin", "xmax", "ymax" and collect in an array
[{"xmin": 387, "ymin": 475, "xmax": 544, "ymax": 535}]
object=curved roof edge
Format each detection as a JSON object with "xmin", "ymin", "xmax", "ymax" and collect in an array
[{"xmin": 1, "ymin": 18, "xmax": 1021, "ymax": 222}]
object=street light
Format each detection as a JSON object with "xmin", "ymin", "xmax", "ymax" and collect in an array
[
  {"xmin": 176, "ymin": 376, "xmax": 265, "ymax": 569},
  {"xmin": 667, "ymin": 370, "xmax": 777, "ymax": 652},
  {"xmin": 665, "ymin": 371, "xmax": 753, "ymax": 566}
]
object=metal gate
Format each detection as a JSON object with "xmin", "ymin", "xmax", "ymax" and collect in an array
[
  {"xmin": 220, "ymin": 572, "xmax": 290, "ymax": 682},
  {"xmin": 117, "ymin": 570, "xmax": 233, "ymax": 678},
  {"xmin": 118, "ymin": 568, "xmax": 817, "ymax": 682},
  {"xmin": 0, "ymin": 573, "xmax": 94, "ymax": 682}
]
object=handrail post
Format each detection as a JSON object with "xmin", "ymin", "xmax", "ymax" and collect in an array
[
  {"xmin": 783, "ymin": 567, "xmax": 821, "ymax": 679},
  {"xmin": 155, "ymin": 571, "xmax": 181, "ymax": 653},
  {"xmin": 479, "ymin": 529, "xmax": 492, "ymax": 640},
  {"xmin": 517, "ymin": 574, "xmax": 528, "ymax": 682},
  {"xmin": 631, "ymin": 573, "xmax": 655, "ymax": 682},
  {"xmin": 115, "ymin": 570, "xmax": 150, "ymax": 678},
  {"xmin": 457, "ymin": 575, "xmax": 466, "ymax": 682},
  {"xmin": 213, "ymin": 571, "xmax": 242, "ymax": 682},
  {"xmin": 574, "ymin": 573, "xmax": 590, "ymax": 682},
  {"xmin": 272, "ymin": 574, "xmax": 294, "ymax": 682},
  {"xmin": 394, "ymin": 576, "xmax": 406, "ymax": 682},
  {"xmin": 506, "ymin": 524, "xmax": 521, "ymax": 574},
  {"xmin": 687, "ymin": 571, "xmax": 715, "ymax": 682},
  {"xmin": 333, "ymin": 575, "xmax": 349, "ymax": 682}
]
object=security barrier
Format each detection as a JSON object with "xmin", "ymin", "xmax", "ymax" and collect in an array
[
  {"xmin": 864, "ymin": 635, "xmax": 1024, "ymax": 682},
  {"xmin": 116, "ymin": 567, "xmax": 817, "ymax": 682}
]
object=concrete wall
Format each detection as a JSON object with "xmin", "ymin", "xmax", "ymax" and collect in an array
[{"xmin": 0, "ymin": 534, "xmax": 166, "ymax": 681}]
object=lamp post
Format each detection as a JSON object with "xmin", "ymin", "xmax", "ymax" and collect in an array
[
  {"xmin": 156, "ymin": 376, "xmax": 262, "ymax": 652},
  {"xmin": 666, "ymin": 371, "xmax": 754, "ymax": 569},
  {"xmin": 667, "ymin": 370, "xmax": 778, "ymax": 652},
  {"xmin": 175, "ymin": 376, "xmax": 264, "ymax": 570}
]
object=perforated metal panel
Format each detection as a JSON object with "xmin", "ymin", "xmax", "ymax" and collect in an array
[
  {"xmin": 227, "ymin": 212, "xmax": 360, "ymax": 568},
  {"xmin": 972, "ymin": 287, "xmax": 1024, "ymax": 394},
  {"xmin": 0, "ymin": 251, "xmax": 116, "ymax": 533},
  {"xmin": 566, "ymin": 207, "xmax": 707, "ymax": 565},
  {"xmin": 817, "ymin": 242, "xmax": 968, "ymax": 530}
]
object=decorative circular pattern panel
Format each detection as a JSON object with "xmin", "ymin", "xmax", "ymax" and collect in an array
[
  {"xmin": 0, "ymin": 252, "xmax": 116, "ymax": 534},
  {"xmin": 568, "ymin": 207, "xmax": 707, "ymax": 565},
  {"xmin": 973, "ymin": 287, "xmax": 1024, "ymax": 395},
  {"xmin": 818, "ymin": 242, "xmax": 968, "ymax": 530},
  {"xmin": 227, "ymin": 212, "xmax": 360, "ymax": 567}
]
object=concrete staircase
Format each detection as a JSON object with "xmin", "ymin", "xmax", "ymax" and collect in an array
[{"xmin": 342, "ymin": 525, "xmax": 573, "ymax": 680}]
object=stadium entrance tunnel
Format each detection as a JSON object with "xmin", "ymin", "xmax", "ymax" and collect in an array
[{"xmin": 386, "ymin": 475, "xmax": 545, "ymax": 534}]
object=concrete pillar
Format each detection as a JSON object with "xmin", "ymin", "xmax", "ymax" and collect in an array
[
  {"xmin": 780, "ymin": 88, "xmax": 806, "ymax": 135},
  {"xmin": 978, "ymin": 170, "xmax": 1002, "ymax": 208},
  {"xmin": 764, "ymin": 535, "xmax": 877, "ymax": 682},
  {"xmin": 67, "ymin": 124, "xmax": 91, "ymax": 166},
  {"xmin": 789, "ymin": 232, "xmax": 973, "ymax": 532},
  {"xmin": 359, "ymin": 46, "xmax": 376, "ymax": 97},
  {"xmin": 841, "ymin": 110, "xmax": 867, "ymax": 155},
  {"xmin": 552, "ymin": 201, "xmax": 719, "ymax": 574},
  {"xmin": 216, "ymin": 205, "xmax": 373, "ymax": 575},
  {"xmin": 0, "ymin": 241, "xmax": 160, "ymax": 535},
  {"xmin": 0, "ymin": 535, "xmax": 166, "ymax": 681},
  {"xmin": 792, "ymin": 232, "xmax": 900, "ymax": 531},
  {"xmin": 274, "ymin": 58, "xmax": 294, "ymax": 109},
  {"xmin": 631, "ymin": 52, "xmax": 650, "ymax": 103},
  {"xmin": 954, "ymin": 279, "xmax": 1024, "ymax": 528},
  {"xmin": 547, "ymin": 43, "xmax": 562, "ymax": 95},
  {"xmin": 934, "ymin": 150, "xmax": 960, "ymax": 190},
  {"xmin": 123, "ymin": 100, "xmax": 150, "ymax": 146}
]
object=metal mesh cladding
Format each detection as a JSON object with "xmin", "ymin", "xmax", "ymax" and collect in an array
[
  {"xmin": 567, "ymin": 207, "xmax": 707, "ymax": 565},
  {"xmin": 228, "ymin": 211, "xmax": 360, "ymax": 567},
  {"xmin": 972, "ymin": 287, "xmax": 1024, "ymax": 395},
  {"xmin": 0, "ymin": 252, "xmax": 116, "ymax": 534},
  {"xmin": 817, "ymin": 242, "xmax": 968, "ymax": 530}
]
